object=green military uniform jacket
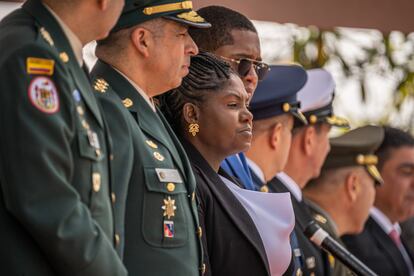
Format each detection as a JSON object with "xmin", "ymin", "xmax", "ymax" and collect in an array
[
  {"xmin": 91, "ymin": 60, "xmax": 204, "ymax": 275},
  {"xmin": 0, "ymin": 1, "xmax": 126, "ymax": 275},
  {"xmin": 306, "ymin": 199, "xmax": 355, "ymax": 276}
]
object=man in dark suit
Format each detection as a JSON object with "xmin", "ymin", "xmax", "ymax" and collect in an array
[
  {"xmin": 0, "ymin": 0, "xmax": 127, "ymax": 275},
  {"xmin": 342, "ymin": 127, "xmax": 414, "ymax": 276},
  {"xmin": 91, "ymin": 0, "xmax": 211, "ymax": 275},
  {"xmin": 267, "ymin": 69, "xmax": 349, "ymax": 276}
]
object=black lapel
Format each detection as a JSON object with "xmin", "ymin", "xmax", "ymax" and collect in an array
[
  {"xmin": 368, "ymin": 217, "xmax": 410, "ymax": 275},
  {"xmin": 182, "ymin": 140, "xmax": 270, "ymax": 275},
  {"xmin": 23, "ymin": 0, "xmax": 103, "ymax": 128}
]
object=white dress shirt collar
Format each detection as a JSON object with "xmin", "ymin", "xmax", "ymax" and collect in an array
[
  {"xmin": 370, "ymin": 207, "xmax": 401, "ymax": 234},
  {"xmin": 277, "ymin": 172, "xmax": 303, "ymax": 202}
]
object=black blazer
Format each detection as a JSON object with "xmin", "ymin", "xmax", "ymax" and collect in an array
[
  {"xmin": 182, "ymin": 140, "xmax": 270, "ymax": 276},
  {"xmin": 268, "ymin": 177, "xmax": 331, "ymax": 276},
  {"xmin": 342, "ymin": 216, "xmax": 414, "ymax": 276}
]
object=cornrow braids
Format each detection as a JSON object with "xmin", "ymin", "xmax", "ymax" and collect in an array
[{"xmin": 158, "ymin": 51, "xmax": 233, "ymax": 133}]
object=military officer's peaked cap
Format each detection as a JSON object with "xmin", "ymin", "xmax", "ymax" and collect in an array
[
  {"xmin": 296, "ymin": 68, "xmax": 349, "ymax": 128},
  {"xmin": 323, "ymin": 125, "xmax": 385, "ymax": 185},
  {"xmin": 112, "ymin": 0, "xmax": 211, "ymax": 32},
  {"xmin": 250, "ymin": 64, "xmax": 308, "ymax": 124}
]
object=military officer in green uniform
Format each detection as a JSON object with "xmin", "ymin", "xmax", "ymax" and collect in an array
[
  {"xmin": 90, "ymin": 0, "xmax": 211, "ymax": 275},
  {"xmin": 303, "ymin": 125, "xmax": 385, "ymax": 276},
  {"xmin": 0, "ymin": 0, "xmax": 127, "ymax": 275}
]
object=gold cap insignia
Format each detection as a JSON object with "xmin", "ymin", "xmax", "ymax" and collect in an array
[
  {"xmin": 154, "ymin": 151, "xmax": 165, "ymax": 161},
  {"xmin": 326, "ymin": 115, "xmax": 350, "ymax": 128},
  {"xmin": 143, "ymin": 1, "xmax": 193, "ymax": 15},
  {"xmin": 122, "ymin": 98, "xmax": 133, "ymax": 108},
  {"xmin": 162, "ymin": 196, "xmax": 177, "ymax": 219},
  {"xmin": 309, "ymin": 114, "xmax": 318, "ymax": 124},
  {"xmin": 356, "ymin": 154, "xmax": 378, "ymax": 166},
  {"xmin": 40, "ymin": 27, "xmax": 54, "ymax": 46},
  {"xmin": 177, "ymin": 11, "xmax": 206, "ymax": 23},
  {"xmin": 282, "ymin": 103, "xmax": 291, "ymax": 112},
  {"xmin": 146, "ymin": 140, "xmax": 158, "ymax": 149},
  {"xmin": 94, "ymin": 78, "xmax": 109, "ymax": 93}
]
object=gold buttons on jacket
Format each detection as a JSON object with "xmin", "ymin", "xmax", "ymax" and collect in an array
[
  {"xmin": 111, "ymin": 193, "xmax": 116, "ymax": 204},
  {"xmin": 92, "ymin": 173, "xmax": 101, "ymax": 192},
  {"xmin": 110, "ymin": 154, "xmax": 114, "ymax": 161},
  {"xmin": 115, "ymin": 233, "xmax": 120, "ymax": 246},
  {"xmin": 166, "ymin": 182, "xmax": 175, "ymax": 192},
  {"xmin": 197, "ymin": 226, "xmax": 203, "ymax": 238}
]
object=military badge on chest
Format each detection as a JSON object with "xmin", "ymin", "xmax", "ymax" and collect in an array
[{"xmin": 162, "ymin": 196, "xmax": 177, "ymax": 238}]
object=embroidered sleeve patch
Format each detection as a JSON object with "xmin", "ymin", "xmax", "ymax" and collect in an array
[
  {"xmin": 27, "ymin": 57, "xmax": 55, "ymax": 76},
  {"xmin": 28, "ymin": 77, "xmax": 59, "ymax": 114}
]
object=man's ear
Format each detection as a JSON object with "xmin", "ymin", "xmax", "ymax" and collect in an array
[
  {"xmin": 345, "ymin": 171, "xmax": 359, "ymax": 203},
  {"xmin": 182, "ymin": 103, "xmax": 199, "ymax": 124},
  {"xmin": 269, "ymin": 122, "xmax": 283, "ymax": 150},
  {"xmin": 303, "ymin": 126, "xmax": 316, "ymax": 156},
  {"xmin": 131, "ymin": 27, "xmax": 152, "ymax": 58}
]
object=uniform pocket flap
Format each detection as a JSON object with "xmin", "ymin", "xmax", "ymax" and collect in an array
[{"xmin": 144, "ymin": 167, "xmax": 186, "ymax": 194}]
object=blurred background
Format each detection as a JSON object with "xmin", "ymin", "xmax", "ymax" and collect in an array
[{"xmin": 2, "ymin": 0, "xmax": 414, "ymax": 131}]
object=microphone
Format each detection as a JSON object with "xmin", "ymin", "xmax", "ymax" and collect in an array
[{"xmin": 304, "ymin": 221, "xmax": 378, "ymax": 276}]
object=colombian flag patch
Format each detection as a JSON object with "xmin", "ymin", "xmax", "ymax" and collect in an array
[{"xmin": 27, "ymin": 57, "xmax": 55, "ymax": 76}]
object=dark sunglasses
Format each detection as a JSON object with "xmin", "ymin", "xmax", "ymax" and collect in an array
[{"xmin": 219, "ymin": 56, "xmax": 270, "ymax": 81}]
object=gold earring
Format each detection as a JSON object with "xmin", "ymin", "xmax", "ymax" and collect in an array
[{"xmin": 189, "ymin": 123, "xmax": 200, "ymax": 136}]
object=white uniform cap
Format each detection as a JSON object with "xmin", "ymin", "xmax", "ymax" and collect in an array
[{"xmin": 297, "ymin": 68, "xmax": 335, "ymax": 113}]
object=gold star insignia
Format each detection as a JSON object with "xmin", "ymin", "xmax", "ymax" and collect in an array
[
  {"xmin": 162, "ymin": 196, "xmax": 177, "ymax": 219},
  {"xmin": 94, "ymin": 78, "xmax": 109, "ymax": 93}
]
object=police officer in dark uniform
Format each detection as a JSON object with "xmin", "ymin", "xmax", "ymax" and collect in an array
[
  {"xmin": 266, "ymin": 68, "xmax": 349, "ymax": 276},
  {"xmin": 245, "ymin": 64, "xmax": 308, "ymax": 276},
  {"xmin": 0, "ymin": 0, "xmax": 126, "ymax": 275},
  {"xmin": 90, "ymin": 0, "xmax": 211, "ymax": 275}
]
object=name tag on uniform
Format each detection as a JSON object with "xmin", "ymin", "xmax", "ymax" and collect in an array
[{"xmin": 155, "ymin": 168, "xmax": 183, "ymax": 183}]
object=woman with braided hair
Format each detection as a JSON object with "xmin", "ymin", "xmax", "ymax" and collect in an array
[{"xmin": 158, "ymin": 52, "xmax": 294, "ymax": 276}]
